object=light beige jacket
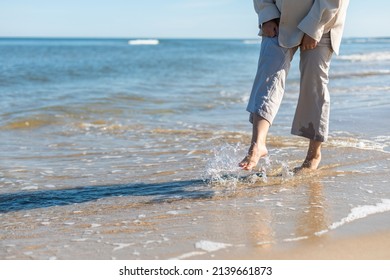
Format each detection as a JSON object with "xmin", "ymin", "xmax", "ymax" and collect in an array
[{"xmin": 253, "ymin": 0, "xmax": 349, "ymax": 54}]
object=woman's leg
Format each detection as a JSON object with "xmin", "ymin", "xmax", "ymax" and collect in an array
[
  {"xmin": 292, "ymin": 33, "xmax": 333, "ymax": 169},
  {"xmin": 241, "ymin": 37, "xmax": 296, "ymax": 170},
  {"xmin": 301, "ymin": 139, "xmax": 322, "ymax": 170},
  {"xmin": 239, "ymin": 114, "xmax": 270, "ymax": 170}
]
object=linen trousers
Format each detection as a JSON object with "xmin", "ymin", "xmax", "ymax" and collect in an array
[{"xmin": 246, "ymin": 33, "xmax": 333, "ymax": 142}]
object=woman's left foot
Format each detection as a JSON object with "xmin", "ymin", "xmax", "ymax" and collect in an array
[{"xmin": 239, "ymin": 142, "xmax": 268, "ymax": 171}]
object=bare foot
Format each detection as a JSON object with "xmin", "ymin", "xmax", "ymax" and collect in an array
[
  {"xmin": 300, "ymin": 152, "xmax": 322, "ymax": 170},
  {"xmin": 239, "ymin": 142, "xmax": 268, "ymax": 170},
  {"xmin": 294, "ymin": 140, "xmax": 322, "ymax": 173}
]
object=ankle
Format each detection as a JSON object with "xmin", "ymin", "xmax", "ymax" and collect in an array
[
  {"xmin": 306, "ymin": 151, "xmax": 321, "ymax": 161},
  {"xmin": 301, "ymin": 152, "xmax": 321, "ymax": 170},
  {"xmin": 248, "ymin": 142, "xmax": 268, "ymax": 159}
]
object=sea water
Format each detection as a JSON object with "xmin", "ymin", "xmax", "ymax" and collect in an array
[{"xmin": 0, "ymin": 37, "xmax": 389, "ymax": 259}]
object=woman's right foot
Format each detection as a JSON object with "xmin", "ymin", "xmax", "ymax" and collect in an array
[
  {"xmin": 239, "ymin": 142, "xmax": 268, "ymax": 171},
  {"xmin": 301, "ymin": 152, "xmax": 322, "ymax": 170},
  {"xmin": 294, "ymin": 152, "xmax": 322, "ymax": 173}
]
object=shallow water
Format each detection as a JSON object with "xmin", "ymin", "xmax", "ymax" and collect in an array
[{"xmin": 1, "ymin": 37, "xmax": 390, "ymax": 259}]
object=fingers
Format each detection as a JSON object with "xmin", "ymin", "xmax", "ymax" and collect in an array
[
  {"xmin": 263, "ymin": 26, "xmax": 278, "ymax": 37},
  {"xmin": 300, "ymin": 34, "xmax": 318, "ymax": 51},
  {"xmin": 300, "ymin": 42, "xmax": 317, "ymax": 51},
  {"xmin": 262, "ymin": 20, "xmax": 279, "ymax": 37},
  {"xmin": 301, "ymin": 44, "xmax": 316, "ymax": 51}
]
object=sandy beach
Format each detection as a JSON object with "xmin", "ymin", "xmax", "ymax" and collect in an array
[
  {"xmin": 2, "ymin": 184, "xmax": 390, "ymax": 260},
  {"xmin": 2, "ymin": 135, "xmax": 390, "ymax": 260},
  {"xmin": 211, "ymin": 218, "xmax": 390, "ymax": 260}
]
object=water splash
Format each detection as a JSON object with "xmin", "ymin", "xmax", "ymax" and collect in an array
[
  {"xmin": 202, "ymin": 141, "xmax": 301, "ymax": 191},
  {"xmin": 204, "ymin": 143, "xmax": 242, "ymax": 184},
  {"xmin": 280, "ymin": 160, "xmax": 294, "ymax": 180},
  {"xmin": 204, "ymin": 143, "xmax": 267, "ymax": 187}
]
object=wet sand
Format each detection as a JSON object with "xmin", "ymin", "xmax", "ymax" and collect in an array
[
  {"xmin": 2, "ymin": 141, "xmax": 390, "ymax": 260},
  {"xmin": 3, "ymin": 197, "xmax": 390, "ymax": 260},
  {"xmin": 204, "ymin": 216, "xmax": 390, "ymax": 260}
]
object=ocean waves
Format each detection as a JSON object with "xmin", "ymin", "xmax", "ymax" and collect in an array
[
  {"xmin": 0, "ymin": 116, "xmax": 59, "ymax": 130},
  {"xmin": 315, "ymin": 199, "xmax": 390, "ymax": 236},
  {"xmin": 343, "ymin": 37, "xmax": 390, "ymax": 44},
  {"xmin": 337, "ymin": 51, "xmax": 390, "ymax": 62},
  {"xmin": 331, "ymin": 69, "xmax": 390, "ymax": 79},
  {"xmin": 1, "ymin": 37, "xmax": 389, "ymax": 181}
]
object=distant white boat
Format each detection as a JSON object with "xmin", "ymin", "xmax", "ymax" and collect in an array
[{"xmin": 128, "ymin": 39, "xmax": 159, "ymax": 45}]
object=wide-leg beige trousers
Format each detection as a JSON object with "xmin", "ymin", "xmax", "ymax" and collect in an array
[{"xmin": 246, "ymin": 33, "xmax": 333, "ymax": 142}]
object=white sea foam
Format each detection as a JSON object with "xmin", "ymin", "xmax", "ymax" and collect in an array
[
  {"xmin": 90, "ymin": 223, "xmax": 101, "ymax": 228},
  {"xmin": 344, "ymin": 38, "xmax": 390, "ymax": 44},
  {"xmin": 337, "ymin": 51, "xmax": 390, "ymax": 62},
  {"xmin": 166, "ymin": 210, "xmax": 179, "ymax": 215},
  {"xmin": 170, "ymin": 251, "xmax": 206, "ymax": 260},
  {"xmin": 112, "ymin": 243, "xmax": 134, "ymax": 251},
  {"xmin": 21, "ymin": 186, "xmax": 38, "ymax": 190},
  {"xmin": 128, "ymin": 39, "xmax": 159, "ymax": 45},
  {"xmin": 316, "ymin": 199, "xmax": 390, "ymax": 236},
  {"xmin": 332, "ymin": 70, "xmax": 390, "ymax": 79},
  {"xmin": 71, "ymin": 238, "xmax": 88, "ymax": 242},
  {"xmin": 283, "ymin": 236, "xmax": 309, "ymax": 242},
  {"xmin": 194, "ymin": 240, "xmax": 232, "ymax": 252},
  {"xmin": 327, "ymin": 137, "xmax": 389, "ymax": 153}
]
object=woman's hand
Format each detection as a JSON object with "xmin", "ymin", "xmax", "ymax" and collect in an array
[
  {"xmin": 262, "ymin": 19, "xmax": 279, "ymax": 37},
  {"xmin": 301, "ymin": 34, "xmax": 318, "ymax": 51}
]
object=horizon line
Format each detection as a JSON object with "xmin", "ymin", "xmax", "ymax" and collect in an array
[{"xmin": 1, "ymin": 35, "xmax": 389, "ymax": 40}]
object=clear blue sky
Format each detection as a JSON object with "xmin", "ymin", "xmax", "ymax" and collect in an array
[{"xmin": 0, "ymin": 0, "xmax": 389, "ymax": 38}]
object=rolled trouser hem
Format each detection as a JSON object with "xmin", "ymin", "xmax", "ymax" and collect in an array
[
  {"xmin": 291, "ymin": 129, "xmax": 327, "ymax": 142},
  {"xmin": 248, "ymin": 110, "xmax": 274, "ymax": 125}
]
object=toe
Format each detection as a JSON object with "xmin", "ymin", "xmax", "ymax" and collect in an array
[
  {"xmin": 244, "ymin": 160, "xmax": 257, "ymax": 170},
  {"xmin": 239, "ymin": 156, "xmax": 249, "ymax": 168}
]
